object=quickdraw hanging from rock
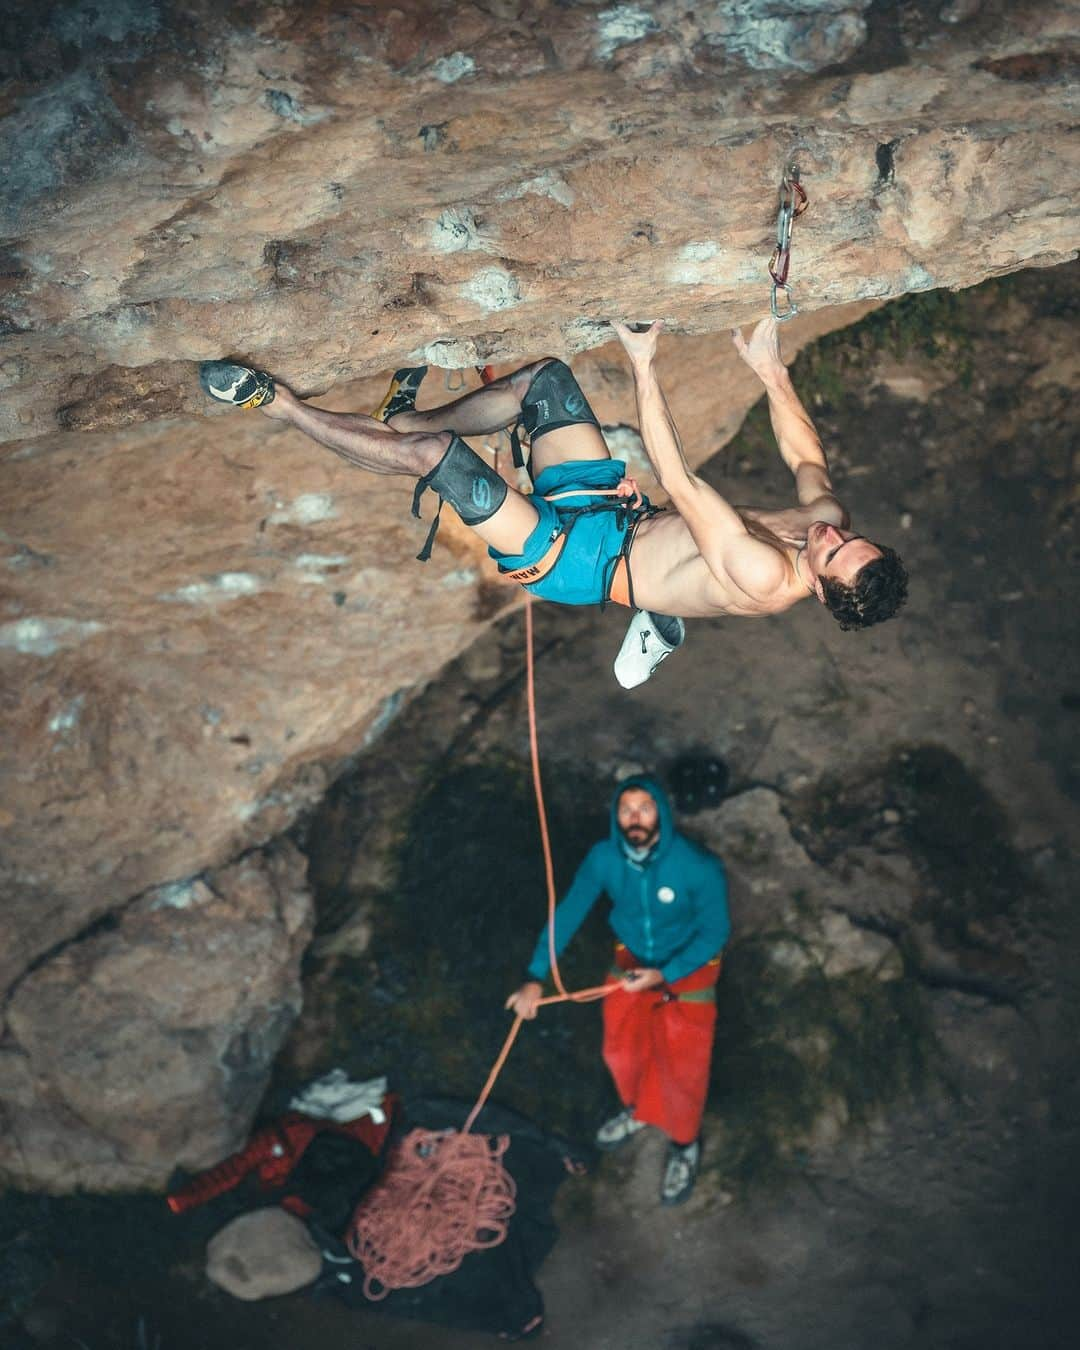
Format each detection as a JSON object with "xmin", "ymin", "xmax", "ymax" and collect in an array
[
  {"xmin": 768, "ymin": 165, "xmax": 808, "ymax": 322},
  {"xmin": 443, "ymin": 364, "xmax": 497, "ymax": 393}
]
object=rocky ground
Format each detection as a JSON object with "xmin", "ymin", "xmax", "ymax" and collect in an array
[{"xmin": 3, "ymin": 264, "xmax": 1078, "ymax": 1349}]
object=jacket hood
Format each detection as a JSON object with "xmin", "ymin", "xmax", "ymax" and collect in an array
[{"xmin": 609, "ymin": 773, "xmax": 674, "ymax": 862}]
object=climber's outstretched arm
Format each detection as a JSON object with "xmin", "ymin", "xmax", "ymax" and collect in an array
[
  {"xmin": 612, "ymin": 321, "xmax": 787, "ymax": 601},
  {"xmin": 732, "ymin": 318, "xmax": 848, "ymax": 525}
]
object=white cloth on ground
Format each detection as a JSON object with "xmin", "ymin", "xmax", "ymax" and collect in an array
[{"xmin": 289, "ymin": 1069, "xmax": 389, "ymax": 1124}]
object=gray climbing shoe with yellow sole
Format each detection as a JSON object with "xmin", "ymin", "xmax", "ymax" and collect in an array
[
  {"xmin": 199, "ymin": 360, "xmax": 276, "ymax": 410},
  {"xmin": 374, "ymin": 365, "xmax": 428, "ymax": 423}
]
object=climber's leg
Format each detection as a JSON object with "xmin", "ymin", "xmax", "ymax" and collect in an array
[
  {"xmin": 380, "ymin": 363, "xmax": 537, "ymax": 437},
  {"xmin": 262, "ymin": 387, "xmax": 539, "ymax": 556},
  {"xmin": 257, "ymin": 384, "xmax": 433, "ymax": 474},
  {"xmin": 384, "ymin": 359, "xmax": 611, "ymax": 476},
  {"xmin": 519, "ymin": 357, "xmax": 611, "ymax": 476}
]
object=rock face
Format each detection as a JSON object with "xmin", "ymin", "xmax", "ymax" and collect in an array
[
  {"xmin": 695, "ymin": 786, "xmax": 905, "ymax": 981},
  {"xmin": 0, "ymin": 841, "xmax": 312, "ymax": 1190},
  {"xmin": 3, "ymin": 0, "xmax": 1077, "ymax": 444},
  {"xmin": 0, "ymin": 0, "xmax": 1077, "ymax": 1188}
]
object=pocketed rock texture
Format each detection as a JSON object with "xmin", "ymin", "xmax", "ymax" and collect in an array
[
  {"xmin": 0, "ymin": 841, "xmax": 312, "ymax": 1191},
  {"xmin": 0, "ymin": 0, "xmax": 1078, "ymax": 1188},
  {"xmin": 2, "ymin": 0, "xmax": 1077, "ymax": 443}
]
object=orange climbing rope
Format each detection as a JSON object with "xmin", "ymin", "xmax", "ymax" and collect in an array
[
  {"xmin": 346, "ymin": 1127, "xmax": 517, "ymax": 1299},
  {"xmin": 463, "ymin": 594, "xmax": 613, "ymax": 1133},
  {"xmin": 346, "ymin": 595, "xmax": 615, "ymax": 1294}
]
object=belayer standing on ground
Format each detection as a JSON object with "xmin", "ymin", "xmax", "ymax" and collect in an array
[
  {"xmin": 200, "ymin": 315, "xmax": 906, "ymax": 684},
  {"xmin": 504, "ymin": 775, "xmax": 730, "ymax": 1206}
]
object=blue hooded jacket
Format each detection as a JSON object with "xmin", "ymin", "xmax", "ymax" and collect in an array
[{"xmin": 526, "ymin": 774, "xmax": 730, "ymax": 986}]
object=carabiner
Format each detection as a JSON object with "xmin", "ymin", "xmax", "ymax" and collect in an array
[
  {"xmin": 781, "ymin": 173, "xmax": 808, "ymax": 219},
  {"xmin": 769, "ymin": 245, "xmax": 791, "ymax": 287},
  {"xmin": 771, "ymin": 281, "xmax": 798, "ymax": 322}
]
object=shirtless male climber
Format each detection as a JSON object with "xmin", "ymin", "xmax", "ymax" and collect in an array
[{"xmin": 200, "ymin": 316, "xmax": 906, "ymax": 685}]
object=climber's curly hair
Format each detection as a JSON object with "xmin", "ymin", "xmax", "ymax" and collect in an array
[{"xmin": 820, "ymin": 545, "xmax": 908, "ymax": 631}]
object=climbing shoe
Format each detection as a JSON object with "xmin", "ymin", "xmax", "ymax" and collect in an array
[
  {"xmin": 660, "ymin": 1139, "xmax": 700, "ymax": 1206},
  {"xmin": 595, "ymin": 1106, "xmax": 647, "ymax": 1151},
  {"xmin": 374, "ymin": 365, "xmax": 428, "ymax": 423},
  {"xmin": 613, "ymin": 609, "xmax": 686, "ymax": 690},
  {"xmin": 199, "ymin": 361, "xmax": 276, "ymax": 409}
]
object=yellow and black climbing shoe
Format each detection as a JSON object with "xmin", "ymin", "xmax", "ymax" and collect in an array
[
  {"xmin": 199, "ymin": 361, "xmax": 276, "ymax": 409},
  {"xmin": 373, "ymin": 365, "xmax": 428, "ymax": 423}
]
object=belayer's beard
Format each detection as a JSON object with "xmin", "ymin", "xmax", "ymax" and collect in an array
[{"xmin": 622, "ymin": 826, "xmax": 656, "ymax": 847}]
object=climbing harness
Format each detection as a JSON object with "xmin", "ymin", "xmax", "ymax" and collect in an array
[
  {"xmin": 768, "ymin": 165, "xmax": 809, "ymax": 322},
  {"xmin": 497, "ymin": 477, "xmax": 659, "ymax": 606}
]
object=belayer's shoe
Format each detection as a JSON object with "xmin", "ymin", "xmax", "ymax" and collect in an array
[
  {"xmin": 613, "ymin": 609, "xmax": 686, "ymax": 690},
  {"xmin": 660, "ymin": 1139, "xmax": 700, "ymax": 1206},
  {"xmin": 374, "ymin": 365, "xmax": 428, "ymax": 423},
  {"xmin": 199, "ymin": 361, "xmax": 276, "ymax": 410},
  {"xmin": 595, "ymin": 1106, "xmax": 647, "ymax": 1151}
]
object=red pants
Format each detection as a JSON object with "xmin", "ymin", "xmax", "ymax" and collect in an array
[{"xmin": 602, "ymin": 944, "xmax": 721, "ymax": 1146}]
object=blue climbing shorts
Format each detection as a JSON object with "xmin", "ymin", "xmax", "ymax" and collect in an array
[{"xmin": 489, "ymin": 459, "xmax": 645, "ymax": 606}]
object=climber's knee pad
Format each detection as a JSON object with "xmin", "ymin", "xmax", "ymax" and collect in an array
[
  {"xmin": 422, "ymin": 433, "xmax": 507, "ymax": 524},
  {"xmin": 521, "ymin": 360, "xmax": 601, "ymax": 444},
  {"xmin": 412, "ymin": 433, "xmax": 508, "ymax": 561}
]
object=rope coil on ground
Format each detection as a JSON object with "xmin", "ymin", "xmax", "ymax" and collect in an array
[{"xmin": 347, "ymin": 1127, "xmax": 517, "ymax": 1299}]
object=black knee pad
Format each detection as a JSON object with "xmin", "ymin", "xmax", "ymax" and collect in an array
[
  {"xmin": 424, "ymin": 433, "xmax": 507, "ymax": 524},
  {"xmin": 412, "ymin": 433, "xmax": 507, "ymax": 560},
  {"xmin": 521, "ymin": 360, "xmax": 601, "ymax": 443}
]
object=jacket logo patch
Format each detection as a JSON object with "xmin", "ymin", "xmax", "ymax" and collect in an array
[{"xmin": 657, "ymin": 886, "xmax": 676, "ymax": 903}]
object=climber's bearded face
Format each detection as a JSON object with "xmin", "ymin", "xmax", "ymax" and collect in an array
[
  {"xmin": 806, "ymin": 521, "xmax": 883, "ymax": 589},
  {"xmin": 617, "ymin": 788, "xmax": 659, "ymax": 849}
]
